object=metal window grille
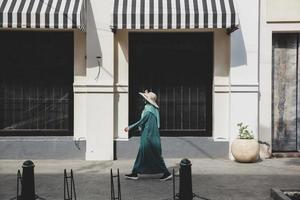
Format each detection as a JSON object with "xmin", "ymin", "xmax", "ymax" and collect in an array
[
  {"xmin": 0, "ymin": 31, "xmax": 74, "ymax": 136},
  {"xmin": 129, "ymin": 32, "xmax": 213, "ymax": 136}
]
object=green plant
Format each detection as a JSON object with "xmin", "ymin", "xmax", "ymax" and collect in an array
[{"xmin": 237, "ymin": 123, "xmax": 254, "ymax": 139}]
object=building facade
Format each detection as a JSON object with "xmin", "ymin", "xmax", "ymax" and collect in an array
[
  {"xmin": 259, "ymin": 0, "xmax": 300, "ymax": 155},
  {"xmin": 1, "ymin": 0, "xmax": 297, "ymax": 161}
]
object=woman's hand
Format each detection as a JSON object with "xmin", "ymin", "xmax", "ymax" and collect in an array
[{"xmin": 124, "ymin": 127, "xmax": 129, "ymax": 132}]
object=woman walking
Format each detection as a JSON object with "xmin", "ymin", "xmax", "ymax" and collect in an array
[{"xmin": 124, "ymin": 90, "xmax": 172, "ymax": 181}]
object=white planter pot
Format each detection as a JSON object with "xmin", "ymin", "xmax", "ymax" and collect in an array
[{"xmin": 231, "ymin": 139, "xmax": 260, "ymax": 163}]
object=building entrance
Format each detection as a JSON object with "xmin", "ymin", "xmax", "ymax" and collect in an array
[{"xmin": 272, "ymin": 33, "xmax": 300, "ymax": 152}]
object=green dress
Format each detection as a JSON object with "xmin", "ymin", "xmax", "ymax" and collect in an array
[{"xmin": 129, "ymin": 104, "xmax": 168, "ymax": 174}]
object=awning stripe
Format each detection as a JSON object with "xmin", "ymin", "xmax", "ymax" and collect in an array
[
  {"xmin": 36, "ymin": 0, "xmax": 44, "ymax": 28},
  {"xmin": 0, "ymin": 1, "xmax": 8, "ymax": 28},
  {"xmin": 167, "ymin": 0, "xmax": 171, "ymax": 29},
  {"xmin": 17, "ymin": 0, "xmax": 25, "ymax": 28},
  {"xmin": 127, "ymin": 0, "xmax": 131, "ymax": 29},
  {"xmin": 63, "ymin": 0, "xmax": 71, "ymax": 28},
  {"xmin": 112, "ymin": 0, "xmax": 239, "ymax": 29},
  {"xmin": 8, "ymin": 0, "xmax": 16, "ymax": 28},
  {"xmin": 211, "ymin": 0, "xmax": 217, "ymax": 28},
  {"xmin": 185, "ymin": 0, "xmax": 189, "ymax": 29},
  {"xmin": 140, "ymin": 0, "xmax": 144, "ymax": 29},
  {"xmin": 0, "ymin": 0, "xmax": 85, "ymax": 30},
  {"xmin": 202, "ymin": 0, "xmax": 208, "ymax": 28},
  {"xmin": 228, "ymin": 0, "xmax": 235, "ymax": 28},
  {"xmin": 158, "ymin": 0, "xmax": 162, "ymax": 29},
  {"xmin": 175, "ymin": 0, "xmax": 180, "ymax": 29},
  {"xmin": 193, "ymin": 0, "xmax": 198, "ymax": 28},
  {"xmin": 54, "ymin": 0, "xmax": 61, "ymax": 28},
  {"xmin": 219, "ymin": 0, "xmax": 225, "ymax": 28},
  {"xmin": 31, "ymin": 0, "xmax": 40, "ymax": 28},
  {"xmin": 131, "ymin": 0, "xmax": 136, "ymax": 29}
]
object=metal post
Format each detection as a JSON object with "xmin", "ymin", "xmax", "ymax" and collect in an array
[
  {"xmin": 64, "ymin": 169, "xmax": 66, "ymax": 199},
  {"xmin": 71, "ymin": 170, "xmax": 77, "ymax": 200},
  {"xmin": 16, "ymin": 170, "xmax": 21, "ymax": 200},
  {"xmin": 117, "ymin": 169, "xmax": 121, "ymax": 200},
  {"xmin": 173, "ymin": 169, "xmax": 176, "ymax": 200},
  {"xmin": 179, "ymin": 158, "xmax": 193, "ymax": 200},
  {"xmin": 21, "ymin": 160, "xmax": 36, "ymax": 200},
  {"xmin": 64, "ymin": 169, "xmax": 71, "ymax": 200},
  {"xmin": 70, "ymin": 170, "xmax": 73, "ymax": 200},
  {"xmin": 111, "ymin": 169, "xmax": 115, "ymax": 200}
]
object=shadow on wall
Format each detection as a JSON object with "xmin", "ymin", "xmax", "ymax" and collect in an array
[
  {"xmin": 86, "ymin": 0, "xmax": 102, "ymax": 70},
  {"xmin": 114, "ymin": 30, "xmax": 129, "ymax": 84},
  {"xmin": 230, "ymin": 28, "xmax": 247, "ymax": 68}
]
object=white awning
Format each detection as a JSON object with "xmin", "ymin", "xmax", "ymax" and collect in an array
[
  {"xmin": 0, "ymin": 0, "xmax": 86, "ymax": 31},
  {"xmin": 112, "ymin": 0, "xmax": 239, "ymax": 30}
]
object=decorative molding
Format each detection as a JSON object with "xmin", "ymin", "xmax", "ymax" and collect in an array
[
  {"xmin": 114, "ymin": 137, "xmax": 129, "ymax": 141},
  {"xmin": 230, "ymin": 84, "xmax": 259, "ymax": 93},
  {"xmin": 214, "ymin": 84, "xmax": 259, "ymax": 93},
  {"xmin": 214, "ymin": 85, "xmax": 230, "ymax": 93},
  {"xmin": 73, "ymin": 84, "xmax": 128, "ymax": 93}
]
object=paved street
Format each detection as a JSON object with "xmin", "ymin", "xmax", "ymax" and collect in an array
[{"xmin": 1, "ymin": 158, "xmax": 300, "ymax": 200}]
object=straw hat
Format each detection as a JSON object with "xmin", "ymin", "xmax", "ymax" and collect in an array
[{"xmin": 139, "ymin": 90, "xmax": 159, "ymax": 108}]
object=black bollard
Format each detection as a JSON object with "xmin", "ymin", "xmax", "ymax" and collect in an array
[
  {"xmin": 21, "ymin": 160, "xmax": 36, "ymax": 200},
  {"xmin": 179, "ymin": 158, "xmax": 193, "ymax": 200}
]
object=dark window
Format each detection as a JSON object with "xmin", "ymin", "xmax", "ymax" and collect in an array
[
  {"xmin": 0, "ymin": 31, "xmax": 74, "ymax": 136},
  {"xmin": 129, "ymin": 32, "xmax": 213, "ymax": 136}
]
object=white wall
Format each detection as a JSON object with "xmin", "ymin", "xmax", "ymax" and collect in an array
[
  {"xmin": 76, "ymin": 0, "xmax": 114, "ymax": 160},
  {"xmin": 114, "ymin": 30, "xmax": 129, "ymax": 140},
  {"xmin": 213, "ymin": 30, "xmax": 230, "ymax": 141},
  {"xmin": 259, "ymin": 0, "xmax": 300, "ymax": 157},
  {"xmin": 74, "ymin": 30, "xmax": 87, "ymax": 140},
  {"xmin": 229, "ymin": 0, "xmax": 259, "ymax": 159},
  {"xmin": 267, "ymin": 0, "xmax": 300, "ymax": 22}
]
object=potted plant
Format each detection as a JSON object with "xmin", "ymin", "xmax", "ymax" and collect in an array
[{"xmin": 231, "ymin": 123, "xmax": 260, "ymax": 163}]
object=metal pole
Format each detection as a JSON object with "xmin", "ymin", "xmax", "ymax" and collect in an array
[
  {"xmin": 21, "ymin": 160, "xmax": 36, "ymax": 200},
  {"xmin": 117, "ymin": 169, "xmax": 121, "ymax": 200},
  {"xmin": 17, "ymin": 170, "xmax": 21, "ymax": 200},
  {"xmin": 71, "ymin": 170, "xmax": 77, "ymax": 200},
  {"xmin": 173, "ymin": 169, "xmax": 175, "ymax": 200},
  {"xmin": 110, "ymin": 169, "xmax": 114, "ymax": 200},
  {"xmin": 70, "ymin": 170, "xmax": 73, "ymax": 200},
  {"xmin": 179, "ymin": 158, "xmax": 193, "ymax": 200},
  {"xmin": 64, "ymin": 169, "xmax": 66, "ymax": 200}
]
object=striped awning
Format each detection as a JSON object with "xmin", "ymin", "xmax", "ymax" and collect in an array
[
  {"xmin": 0, "ymin": 0, "xmax": 86, "ymax": 30},
  {"xmin": 112, "ymin": 0, "xmax": 239, "ymax": 30}
]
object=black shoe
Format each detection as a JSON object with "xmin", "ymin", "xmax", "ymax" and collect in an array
[
  {"xmin": 160, "ymin": 172, "xmax": 172, "ymax": 181},
  {"xmin": 125, "ymin": 173, "xmax": 138, "ymax": 180}
]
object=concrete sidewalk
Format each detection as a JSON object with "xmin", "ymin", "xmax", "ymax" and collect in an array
[{"xmin": 1, "ymin": 158, "xmax": 300, "ymax": 200}]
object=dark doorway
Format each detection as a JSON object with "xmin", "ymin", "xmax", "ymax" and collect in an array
[
  {"xmin": 272, "ymin": 33, "xmax": 300, "ymax": 152},
  {"xmin": 129, "ymin": 32, "xmax": 213, "ymax": 137},
  {"xmin": 0, "ymin": 31, "xmax": 74, "ymax": 136}
]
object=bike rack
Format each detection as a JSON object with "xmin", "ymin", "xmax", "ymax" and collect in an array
[
  {"xmin": 110, "ymin": 168, "xmax": 121, "ymax": 200},
  {"xmin": 64, "ymin": 169, "xmax": 77, "ymax": 200}
]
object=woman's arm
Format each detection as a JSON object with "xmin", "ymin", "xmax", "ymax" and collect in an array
[{"xmin": 127, "ymin": 111, "xmax": 150, "ymax": 131}]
